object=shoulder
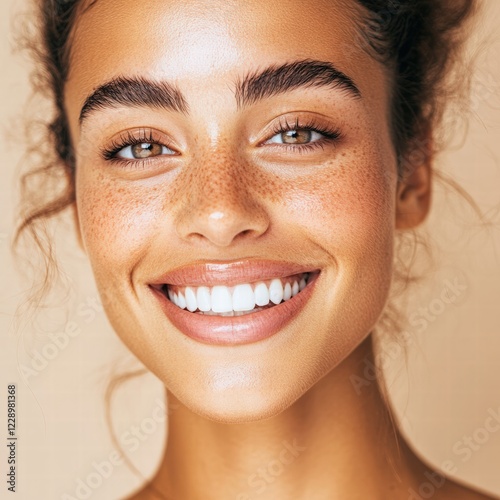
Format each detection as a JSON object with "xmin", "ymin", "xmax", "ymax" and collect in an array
[
  {"xmin": 399, "ymin": 434, "xmax": 497, "ymax": 500},
  {"xmin": 406, "ymin": 467, "xmax": 497, "ymax": 500},
  {"xmin": 124, "ymin": 483, "xmax": 169, "ymax": 500},
  {"xmin": 124, "ymin": 487, "xmax": 147, "ymax": 500},
  {"xmin": 436, "ymin": 479, "xmax": 498, "ymax": 500},
  {"xmin": 125, "ymin": 479, "xmax": 497, "ymax": 500}
]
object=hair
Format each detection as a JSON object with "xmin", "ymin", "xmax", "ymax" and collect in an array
[{"xmin": 13, "ymin": 0, "xmax": 481, "ymax": 497}]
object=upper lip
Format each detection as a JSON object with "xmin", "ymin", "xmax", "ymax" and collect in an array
[{"xmin": 150, "ymin": 259, "xmax": 320, "ymax": 287}]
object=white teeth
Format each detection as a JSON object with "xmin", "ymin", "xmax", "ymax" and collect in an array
[
  {"xmin": 211, "ymin": 286, "xmax": 233, "ymax": 313},
  {"xmin": 283, "ymin": 282, "xmax": 292, "ymax": 301},
  {"xmin": 177, "ymin": 291, "xmax": 187, "ymax": 309},
  {"xmin": 232, "ymin": 284, "xmax": 256, "ymax": 312},
  {"xmin": 185, "ymin": 286, "xmax": 197, "ymax": 312},
  {"xmin": 269, "ymin": 279, "xmax": 284, "ymax": 305},
  {"xmin": 196, "ymin": 286, "xmax": 211, "ymax": 312},
  {"xmin": 254, "ymin": 282, "xmax": 270, "ymax": 307},
  {"xmin": 165, "ymin": 272, "xmax": 315, "ymax": 313},
  {"xmin": 198, "ymin": 306, "xmax": 269, "ymax": 316}
]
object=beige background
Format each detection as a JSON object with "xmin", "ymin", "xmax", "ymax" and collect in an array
[{"xmin": 1, "ymin": 0, "xmax": 499, "ymax": 498}]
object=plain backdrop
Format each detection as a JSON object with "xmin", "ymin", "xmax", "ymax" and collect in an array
[{"xmin": 1, "ymin": 0, "xmax": 499, "ymax": 499}]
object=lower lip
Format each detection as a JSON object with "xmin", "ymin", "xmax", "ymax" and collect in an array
[{"xmin": 150, "ymin": 272, "xmax": 320, "ymax": 346}]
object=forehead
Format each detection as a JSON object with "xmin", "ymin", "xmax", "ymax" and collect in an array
[{"xmin": 66, "ymin": 0, "xmax": 386, "ymax": 99}]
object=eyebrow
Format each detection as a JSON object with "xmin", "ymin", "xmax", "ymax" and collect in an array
[
  {"xmin": 78, "ymin": 59, "xmax": 361, "ymax": 126},
  {"xmin": 234, "ymin": 59, "xmax": 361, "ymax": 107},
  {"xmin": 79, "ymin": 77, "xmax": 189, "ymax": 125}
]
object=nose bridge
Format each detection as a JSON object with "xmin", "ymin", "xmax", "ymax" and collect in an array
[{"xmin": 171, "ymin": 147, "xmax": 269, "ymax": 247}]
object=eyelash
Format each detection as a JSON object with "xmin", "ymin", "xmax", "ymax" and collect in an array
[
  {"xmin": 99, "ymin": 128, "xmax": 173, "ymax": 167},
  {"xmin": 264, "ymin": 116, "xmax": 341, "ymax": 153},
  {"xmin": 100, "ymin": 118, "xmax": 341, "ymax": 167}
]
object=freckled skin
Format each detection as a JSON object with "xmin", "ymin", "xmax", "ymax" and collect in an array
[{"xmin": 64, "ymin": 0, "xmax": 489, "ymax": 499}]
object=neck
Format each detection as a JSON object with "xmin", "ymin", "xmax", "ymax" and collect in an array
[{"xmin": 152, "ymin": 335, "xmax": 422, "ymax": 499}]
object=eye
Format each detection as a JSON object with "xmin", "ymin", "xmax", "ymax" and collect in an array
[
  {"xmin": 259, "ymin": 116, "xmax": 342, "ymax": 152},
  {"xmin": 265, "ymin": 129, "xmax": 324, "ymax": 145},
  {"xmin": 116, "ymin": 142, "xmax": 176, "ymax": 159}
]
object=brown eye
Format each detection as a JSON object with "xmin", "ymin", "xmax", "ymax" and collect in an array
[
  {"xmin": 281, "ymin": 130, "xmax": 312, "ymax": 144},
  {"xmin": 266, "ymin": 128, "xmax": 323, "ymax": 146},
  {"xmin": 117, "ymin": 142, "xmax": 176, "ymax": 159},
  {"xmin": 131, "ymin": 143, "xmax": 163, "ymax": 158}
]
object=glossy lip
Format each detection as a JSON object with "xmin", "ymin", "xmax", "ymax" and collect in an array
[
  {"xmin": 149, "ymin": 269, "xmax": 321, "ymax": 346},
  {"xmin": 149, "ymin": 259, "xmax": 321, "ymax": 287}
]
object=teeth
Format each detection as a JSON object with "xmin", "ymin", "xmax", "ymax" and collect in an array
[
  {"xmin": 198, "ymin": 306, "xmax": 269, "ymax": 316},
  {"xmin": 196, "ymin": 286, "xmax": 211, "ymax": 312},
  {"xmin": 269, "ymin": 278, "xmax": 284, "ymax": 305},
  {"xmin": 283, "ymin": 282, "xmax": 292, "ymax": 301},
  {"xmin": 185, "ymin": 287, "xmax": 197, "ymax": 312},
  {"xmin": 254, "ymin": 282, "xmax": 270, "ymax": 306},
  {"xmin": 211, "ymin": 286, "xmax": 233, "ymax": 313},
  {"xmin": 166, "ymin": 272, "xmax": 314, "ymax": 313},
  {"xmin": 232, "ymin": 284, "xmax": 256, "ymax": 312},
  {"xmin": 176, "ymin": 291, "xmax": 187, "ymax": 309}
]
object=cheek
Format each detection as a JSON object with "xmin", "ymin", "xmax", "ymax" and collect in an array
[
  {"xmin": 76, "ymin": 169, "xmax": 169, "ymax": 276},
  {"xmin": 281, "ymin": 153, "xmax": 397, "ymax": 259},
  {"xmin": 278, "ymin": 149, "xmax": 397, "ymax": 345},
  {"xmin": 277, "ymin": 163, "xmax": 396, "ymax": 380}
]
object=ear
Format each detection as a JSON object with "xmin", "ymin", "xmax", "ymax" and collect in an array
[{"xmin": 395, "ymin": 143, "xmax": 432, "ymax": 230}]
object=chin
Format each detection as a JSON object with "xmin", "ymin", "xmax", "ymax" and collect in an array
[
  {"xmin": 166, "ymin": 361, "xmax": 328, "ymax": 424},
  {"xmin": 178, "ymin": 391, "xmax": 297, "ymax": 424}
]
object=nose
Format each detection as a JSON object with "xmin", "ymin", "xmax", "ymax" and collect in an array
[{"xmin": 172, "ymin": 151, "xmax": 270, "ymax": 248}]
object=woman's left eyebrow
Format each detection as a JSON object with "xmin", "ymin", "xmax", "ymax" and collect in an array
[
  {"xmin": 78, "ymin": 59, "xmax": 361, "ymax": 127},
  {"xmin": 235, "ymin": 59, "xmax": 361, "ymax": 107}
]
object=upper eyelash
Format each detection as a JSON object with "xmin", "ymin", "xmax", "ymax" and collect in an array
[
  {"xmin": 267, "ymin": 116, "xmax": 341, "ymax": 142},
  {"xmin": 100, "ymin": 128, "xmax": 174, "ymax": 161}
]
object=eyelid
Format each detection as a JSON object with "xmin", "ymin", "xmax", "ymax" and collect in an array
[
  {"xmin": 100, "ymin": 127, "xmax": 180, "ymax": 162},
  {"xmin": 257, "ymin": 114, "xmax": 342, "ymax": 147}
]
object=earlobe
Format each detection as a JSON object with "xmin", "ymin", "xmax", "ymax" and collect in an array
[{"xmin": 395, "ymin": 152, "xmax": 432, "ymax": 230}]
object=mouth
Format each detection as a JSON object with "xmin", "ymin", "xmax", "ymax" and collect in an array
[
  {"xmin": 151, "ymin": 271, "xmax": 319, "ymax": 317},
  {"xmin": 149, "ymin": 266, "xmax": 321, "ymax": 346}
]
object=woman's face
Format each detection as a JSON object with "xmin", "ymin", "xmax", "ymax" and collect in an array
[{"xmin": 64, "ymin": 0, "xmax": 425, "ymax": 422}]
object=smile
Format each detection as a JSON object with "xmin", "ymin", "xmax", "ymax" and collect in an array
[
  {"xmin": 158, "ymin": 272, "xmax": 315, "ymax": 316},
  {"xmin": 149, "ymin": 260, "xmax": 321, "ymax": 345}
]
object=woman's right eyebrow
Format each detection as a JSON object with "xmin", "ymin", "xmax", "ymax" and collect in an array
[
  {"xmin": 78, "ymin": 59, "xmax": 361, "ymax": 127},
  {"xmin": 78, "ymin": 76, "xmax": 189, "ymax": 126}
]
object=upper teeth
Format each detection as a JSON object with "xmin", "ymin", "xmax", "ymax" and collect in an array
[{"xmin": 166, "ymin": 273, "xmax": 309, "ymax": 313}]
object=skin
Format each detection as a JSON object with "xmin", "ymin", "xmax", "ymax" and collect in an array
[{"xmin": 62, "ymin": 0, "xmax": 492, "ymax": 498}]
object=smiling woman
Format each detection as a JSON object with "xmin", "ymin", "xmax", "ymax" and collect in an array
[{"xmin": 13, "ymin": 0, "xmax": 496, "ymax": 498}]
